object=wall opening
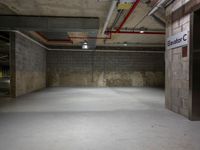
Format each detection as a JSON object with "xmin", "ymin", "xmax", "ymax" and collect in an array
[
  {"xmin": 0, "ymin": 31, "xmax": 10, "ymax": 97},
  {"xmin": 191, "ymin": 9, "xmax": 200, "ymax": 120}
]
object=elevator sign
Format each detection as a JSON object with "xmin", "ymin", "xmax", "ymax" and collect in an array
[{"xmin": 166, "ymin": 31, "xmax": 188, "ymax": 50}]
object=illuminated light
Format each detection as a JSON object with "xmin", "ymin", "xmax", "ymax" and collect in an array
[
  {"xmin": 140, "ymin": 30, "xmax": 144, "ymax": 34},
  {"xmin": 82, "ymin": 44, "xmax": 88, "ymax": 49},
  {"xmin": 82, "ymin": 42, "xmax": 88, "ymax": 49},
  {"xmin": 123, "ymin": 42, "xmax": 128, "ymax": 46}
]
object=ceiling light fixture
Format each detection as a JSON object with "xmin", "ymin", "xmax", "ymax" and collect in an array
[
  {"xmin": 123, "ymin": 42, "xmax": 128, "ymax": 46},
  {"xmin": 139, "ymin": 27, "xmax": 146, "ymax": 34},
  {"xmin": 82, "ymin": 41, "xmax": 88, "ymax": 49},
  {"xmin": 140, "ymin": 30, "xmax": 144, "ymax": 34}
]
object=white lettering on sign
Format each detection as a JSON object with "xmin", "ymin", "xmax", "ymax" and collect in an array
[{"xmin": 166, "ymin": 31, "xmax": 188, "ymax": 50}]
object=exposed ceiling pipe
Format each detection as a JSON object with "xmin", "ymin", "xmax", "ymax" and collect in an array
[
  {"xmin": 116, "ymin": 0, "xmax": 141, "ymax": 32},
  {"xmin": 164, "ymin": 0, "xmax": 175, "ymax": 8},
  {"xmin": 48, "ymin": 49, "xmax": 164, "ymax": 53},
  {"xmin": 110, "ymin": 10, "xmax": 124, "ymax": 30},
  {"xmin": 16, "ymin": 31, "xmax": 165, "ymax": 51},
  {"xmin": 45, "ymin": 30, "xmax": 165, "ymax": 43},
  {"xmin": 104, "ymin": 42, "xmax": 164, "ymax": 47},
  {"xmin": 101, "ymin": 0, "xmax": 118, "ymax": 35},
  {"xmin": 111, "ymin": 30, "xmax": 165, "ymax": 34},
  {"xmin": 13, "ymin": 32, "xmax": 164, "ymax": 52},
  {"xmin": 148, "ymin": 0, "xmax": 170, "ymax": 16},
  {"xmin": 61, "ymin": 30, "xmax": 165, "ymax": 40},
  {"xmin": 34, "ymin": 30, "xmax": 164, "ymax": 43}
]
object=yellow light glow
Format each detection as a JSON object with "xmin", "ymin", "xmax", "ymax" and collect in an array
[
  {"xmin": 118, "ymin": 3, "xmax": 132, "ymax": 10},
  {"xmin": 0, "ymin": 69, "xmax": 2, "ymax": 78}
]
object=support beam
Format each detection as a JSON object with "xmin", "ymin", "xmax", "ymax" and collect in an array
[
  {"xmin": 87, "ymin": 31, "xmax": 98, "ymax": 49},
  {"xmin": 151, "ymin": 14, "xmax": 166, "ymax": 28},
  {"xmin": 148, "ymin": 0, "xmax": 170, "ymax": 16},
  {"xmin": 0, "ymin": 15, "xmax": 99, "ymax": 32},
  {"xmin": 0, "ymin": 15, "xmax": 100, "ymax": 48},
  {"xmin": 101, "ymin": 0, "xmax": 118, "ymax": 35}
]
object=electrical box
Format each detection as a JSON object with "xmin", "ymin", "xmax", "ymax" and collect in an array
[
  {"xmin": 118, "ymin": 0, "xmax": 136, "ymax": 10},
  {"xmin": 120, "ymin": 0, "xmax": 136, "ymax": 2}
]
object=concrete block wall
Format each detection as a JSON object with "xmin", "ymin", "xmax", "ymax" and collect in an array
[
  {"xmin": 165, "ymin": 0, "xmax": 191, "ymax": 117},
  {"xmin": 10, "ymin": 32, "xmax": 164, "ymax": 96},
  {"xmin": 47, "ymin": 50, "xmax": 165, "ymax": 87},
  {"xmin": 14, "ymin": 33, "xmax": 46, "ymax": 97}
]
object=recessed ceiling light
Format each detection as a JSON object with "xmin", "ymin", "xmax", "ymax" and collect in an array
[
  {"xmin": 82, "ymin": 44, "xmax": 88, "ymax": 49},
  {"xmin": 123, "ymin": 42, "xmax": 128, "ymax": 46},
  {"xmin": 82, "ymin": 41, "xmax": 88, "ymax": 49}
]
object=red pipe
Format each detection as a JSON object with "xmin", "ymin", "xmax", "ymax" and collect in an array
[
  {"xmin": 36, "ymin": 30, "xmax": 164, "ymax": 44},
  {"xmin": 110, "ymin": 31, "xmax": 165, "ymax": 35},
  {"xmin": 35, "ymin": 0, "xmax": 164, "ymax": 43},
  {"xmin": 67, "ymin": 30, "xmax": 165, "ymax": 40},
  {"xmin": 116, "ymin": 0, "xmax": 141, "ymax": 32}
]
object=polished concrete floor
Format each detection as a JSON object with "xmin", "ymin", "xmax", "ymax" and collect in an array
[{"xmin": 0, "ymin": 87, "xmax": 200, "ymax": 150}]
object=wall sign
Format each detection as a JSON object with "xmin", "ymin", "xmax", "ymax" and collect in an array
[{"xmin": 166, "ymin": 31, "xmax": 188, "ymax": 50}]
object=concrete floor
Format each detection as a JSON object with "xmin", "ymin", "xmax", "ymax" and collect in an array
[{"xmin": 0, "ymin": 87, "xmax": 200, "ymax": 150}]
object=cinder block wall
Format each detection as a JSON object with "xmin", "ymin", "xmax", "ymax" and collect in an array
[
  {"xmin": 165, "ymin": 0, "xmax": 190, "ymax": 117},
  {"xmin": 47, "ymin": 51, "xmax": 165, "ymax": 87},
  {"xmin": 14, "ymin": 33, "xmax": 46, "ymax": 97}
]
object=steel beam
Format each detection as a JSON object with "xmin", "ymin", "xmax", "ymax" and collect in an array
[
  {"xmin": 0, "ymin": 15, "xmax": 99, "ymax": 32},
  {"xmin": 87, "ymin": 31, "xmax": 98, "ymax": 49},
  {"xmin": 0, "ymin": 15, "xmax": 99, "ymax": 48},
  {"xmin": 151, "ymin": 14, "xmax": 166, "ymax": 28}
]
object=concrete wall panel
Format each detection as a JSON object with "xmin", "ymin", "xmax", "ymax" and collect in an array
[
  {"xmin": 165, "ymin": 0, "xmax": 191, "ymax": 118},
  {"xmin": 47, "ymin": 51, "xmax": 165, "ymax": 87},
  {"xmin": 15, "ymin": 33, "xmax": 46, "ymax": 97}
]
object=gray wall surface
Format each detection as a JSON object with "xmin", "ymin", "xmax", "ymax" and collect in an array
[
  {"xmin": 14, "ymin": 33, "xmax": 46, "ymax": 97},
  {"xmin": 47, "ymin": 51, "xmax": 165, "ymax": 87},
  {"xmin": 165, "ymin": 0, "xmax": 190, "ymax": 118}
]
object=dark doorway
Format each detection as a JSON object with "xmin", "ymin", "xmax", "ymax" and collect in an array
[
  {"xmin": 0, "ymin": 31, "xmax": 10, "ymax": 97},
  {"xmin": 191, "ymin": 9, "xmax": 200, "ymax": 120}
]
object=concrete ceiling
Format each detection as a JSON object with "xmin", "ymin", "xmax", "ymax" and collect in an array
[
  {"xmin": 0, "ymin": 0, "xmax": 111, "ymax": 28},
  {"xmin": 0, "ymin": 0, "xmax": 165, "ymax": 48}
]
